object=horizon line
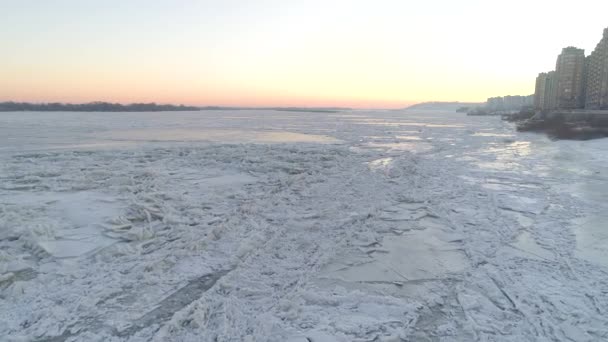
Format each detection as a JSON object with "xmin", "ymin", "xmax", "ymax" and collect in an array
[{"xmin": 0, "ymin": 99, "xmax": 487, "ymax": 111}]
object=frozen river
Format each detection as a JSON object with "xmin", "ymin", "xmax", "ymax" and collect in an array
[{"xmin": 0, "ymin": 110, "xmax": 607, "ymax": 341}]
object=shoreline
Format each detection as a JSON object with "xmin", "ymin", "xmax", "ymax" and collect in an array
[{"xmin": 504, "ymin": 110, "xmax": 608, "ymax": 140}]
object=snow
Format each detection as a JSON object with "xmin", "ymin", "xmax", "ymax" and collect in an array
[
  {"xmin": 574, "ymin": 215, "xmax": 608, "ymax": 268},
  {"xmin": 320, "ymin": 225, "xmax": 468, "ymax": 284},
  {"xmin": 4, "ymin": 192, "xmax": 120, "ymax": 258},
  {"xmin": 0, "ymin": 109, "xmax": 607, "ymax": 341},
  {"xmin": 100, "ymin": 128, "xmax": 341, "ymax": 144}
]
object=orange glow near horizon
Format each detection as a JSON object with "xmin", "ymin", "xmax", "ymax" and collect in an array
[{"xmin": 0, "ymin": 59, "xmax": 530, "ymax": 109}]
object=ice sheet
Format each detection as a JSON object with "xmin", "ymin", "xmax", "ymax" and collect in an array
[{"xmin": 0, "ymin": 110, "xmax": 607, "ymax": 341}]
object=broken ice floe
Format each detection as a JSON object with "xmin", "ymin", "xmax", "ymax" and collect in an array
[
  {"xmin": 573, "ymin": 215, "xmax": 608, "ymax": 267},
  {"xmin": 3, "ymin": 191, "xmax": 121, "ymax": 258},
  {"xmin": 320, "ymin": 218, "xmax": 467, "ymax": 286},
  {"xmin": 497, "ymin": 230, "xmax": 555, "ymax": 262},
  {"xmin": 378, "ymin": 202, "xmax": 429, "ymax": 222},
  {"xmin": 496, "ymin": 194, "xmax": 546, "ymax": 215}
]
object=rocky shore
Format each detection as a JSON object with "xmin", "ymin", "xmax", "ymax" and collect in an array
[{"xmin": 505, "ymin": 110, "xmax": 608, "ymax": 140}]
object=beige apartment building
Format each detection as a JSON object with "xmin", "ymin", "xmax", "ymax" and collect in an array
[
  {"xmin": 555, "ymin": 47, "xmax": 586, "ymax": 109},
  {"xmin": 545, "ymin": 71, "xmax": 558, "ymax": 110},
  {"xmin": 534, "ymin": 71, "xmax": 557, "ymax": 111},
  {"xmin": 534, "ymin": 72, "xmax": 549, "ymax": 110}
]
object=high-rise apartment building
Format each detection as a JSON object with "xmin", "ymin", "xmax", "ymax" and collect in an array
[
  {"xmin": 555, "ymin": 47, "xmax": 586, "ymax": 109},
  {"xmin": 585, "ymin": 28, "xmax": 608, "ymax": 109},
  {"xmin": 534, "ymin": 72, "xmax": 549, "ymax": 110},
  {"xmin": 533, "ymin": 28, "xmax": 608, "ymax": 112},
  {"xmin": 534, "ymin": 71, "xmax": 558, "ymax": 111},
  {"xmin": 545, "ymin": 71, "xmax": 558, "ymax": 110}
]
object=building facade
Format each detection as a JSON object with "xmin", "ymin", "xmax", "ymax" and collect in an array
[
  {"xmin": 554, "ymin": 47, "xmax": 586, "ymax": 109},
  {"xmin": 534, "ymin": 71, "xmax": 558, "ymax": 111},
  {"xmin": 545, "ymin": 71, "xmax": 558, "ymax": 110},
  {"xmin": 585, "ymin": 28, "xmax": 608, "ymax": 109},
  {"xmin": 534, "ymin": 72, "xmax": 549, "ymax": 110}
]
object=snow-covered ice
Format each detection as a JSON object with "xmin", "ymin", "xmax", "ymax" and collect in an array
[{"xmin": 0, "ymin": 110, "xmax": 607, "ymax": 341}]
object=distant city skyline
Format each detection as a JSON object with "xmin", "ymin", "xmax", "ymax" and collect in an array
[{"xmin": 2, "ymin": 0, "xmax": 607, "ymax": 108}]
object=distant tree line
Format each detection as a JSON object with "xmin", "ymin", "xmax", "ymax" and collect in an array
[
  {"xmin": 0, "ymin": 101, "xmax": 352, "ymax": 113},
  {"xmin": 0, "ymin": 101, "xmax": 200, "ymax": 112}
]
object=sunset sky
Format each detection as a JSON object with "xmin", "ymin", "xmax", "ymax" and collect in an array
[{"xmin": 2, "ymin": 0, "xmax": 607, "ymax": 108}]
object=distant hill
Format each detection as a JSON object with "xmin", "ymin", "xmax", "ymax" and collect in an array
[{"xmin": 405, "ymin": 102, "xmax": 483, "ymax": 111}]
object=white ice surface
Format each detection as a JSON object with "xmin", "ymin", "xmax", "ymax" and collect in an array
[{"xmin": 0, "ymin": 110, "xmax": 607, "ymax": 341}]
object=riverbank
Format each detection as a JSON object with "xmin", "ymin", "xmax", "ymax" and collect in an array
[{"xmin": 509, "ymin": 110, "xmax": 608, "ymax": 140}]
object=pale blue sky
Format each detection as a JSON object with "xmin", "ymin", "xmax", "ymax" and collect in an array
[{"xmin": 2, "ymin": 0, "xmax": 607, "ymax": 107}]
